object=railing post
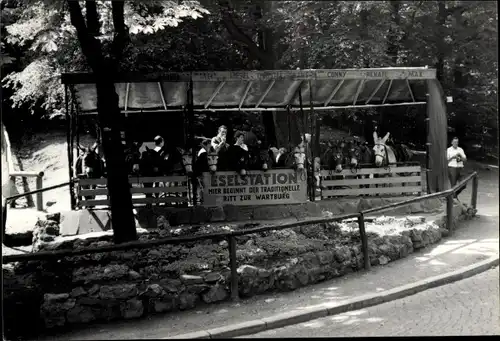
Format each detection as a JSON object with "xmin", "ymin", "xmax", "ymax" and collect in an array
[
  {"xmin": 36, "ymin": 172, "xmax": 44, "ymax": 211},
  {"xmin": 358, "ymin": 213, "xmax": 371, "ymax": 270},
  {"xmin": 446, "ymin": 194, "xmax": 454, "ymax": 232},
  {"xmin": 228, "ymin": 235, "xmax": 239, "ymax": 301},
  {"xmin": 471, "ymin": 174, "xmax": 478, "ymax": 210}
]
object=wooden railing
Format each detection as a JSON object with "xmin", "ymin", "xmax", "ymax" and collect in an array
[
  {"xmin": 2, "ymin": 172, "xmax": 479, "ymax": 303},
  {"xmin": 320, "ymin": 163, "xmax": 424, "ymax": 198},
  {"xmin": 76, "ymin": 175, "xmax": 190, "ymax": 207}
]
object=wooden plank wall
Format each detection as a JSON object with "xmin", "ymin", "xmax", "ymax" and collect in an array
[
  {"xmin": 320, "ymin": 165, "xmax": 423, "ymax": 198},
  {"xmin": 77, "ymin": 176, "xmax": 189, "ymax": 208}
]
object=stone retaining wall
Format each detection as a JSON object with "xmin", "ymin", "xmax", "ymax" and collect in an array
[
  {"xmin": 3, "ymin": 200, "xmax": 472, "ymax": 339},
  {"xmin": 137, "ymin": 196, "xmax": 444, "ymax": 228}
]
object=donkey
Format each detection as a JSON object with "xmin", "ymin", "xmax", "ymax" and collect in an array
[
  {"xmin": 74, "ymin": 142, "xmax": 106, "ymax": 203},
  {"xmin": 372, "ymin": 131, "xmax": 417, "ymax": 191}
]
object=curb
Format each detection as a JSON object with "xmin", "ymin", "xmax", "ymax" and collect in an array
[{"xmin": 168, "ymin": 256, "xmax": 499, "ymax": 339}]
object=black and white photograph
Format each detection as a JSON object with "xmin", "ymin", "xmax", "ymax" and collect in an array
[{"xmin": 1, "ymin": 0, "xmax": 498, "ymax": 339}]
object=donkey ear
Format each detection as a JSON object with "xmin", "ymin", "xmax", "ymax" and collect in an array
[
  {"xmin": 90, "ymin": 142, "xmax": 98, "ymax": 152},
  {"xmin": 373, "ymin": 132, "xmax": 378, "ymax": 143},
  {"xmin": 382, "ymin": 132, "xmax": 390, "ymax": 143}
]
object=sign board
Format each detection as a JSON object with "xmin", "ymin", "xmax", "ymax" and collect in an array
[
  {"xmin": 201, "ymin": 169, "xmax": 307, "ymax": 206},
  {"xmin": 446, "ymin": 96, "xmax": 453, "ymax": 103}
]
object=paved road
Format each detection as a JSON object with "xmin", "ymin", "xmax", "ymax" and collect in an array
[{"xmin": 245, "ymin": 267, "xmax": 500, "ymax": 337}]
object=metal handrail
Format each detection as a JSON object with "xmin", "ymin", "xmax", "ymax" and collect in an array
[
  {"xmin": 2, "ymin": 172, "xmax": 479, "ymax": 302},
  {"xmin": 361, "ymin": 171, "xmax": 477, "ymax": 215}
]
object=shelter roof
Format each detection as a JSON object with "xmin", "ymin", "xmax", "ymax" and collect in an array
[{"xmin": 61, "ymin": 67, "xmax": 436, "ymax": 115}]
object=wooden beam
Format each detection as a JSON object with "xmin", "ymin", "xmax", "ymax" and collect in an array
[
  {"xmin": 324, "ymin": 79, "xmax": 345, "ymax": 106},
  {"xmin": 382, "ymin": 79, "xmax": 393, "ymax": 104},
  {"xmin": 406, "ymin": 79, "xmax": 415, "ymax": 102},
  {"xmin": 124, "ymin": 83, "xmax": 130, "ymax": 111},
  {"xmin": 239, "ymin": 81, "xmax": 253, "ymax": 109},
  {"xmin": 78, "ymin": 101, "xmax": 427, "ymax": 115},
  {"xmin": 352, "ymin": 79, "xmax": 366, "ymax": 105},
  {"xmin": 365, "ymin": 79, "xmax": 386, "ymax": 104},
  {"xmin": 255, "ymin": 80, "xmax": 276, "ymax": 108},
  {"xmin": 204, "ymin": 81, "xmax": 226, "ymax": 109},
  {"xmin": 158, "ymin": 82, "xmax": 168, "ymax": 110}
]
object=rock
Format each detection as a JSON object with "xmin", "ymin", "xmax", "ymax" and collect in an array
[
  {"xmin": 202, "ymin": 284, "xmax": 228, "ymax": 303},
  {"xmin": 120, "ymin": 299, "xmax": 144, "ymax": 319},
  {"xmin": 316, "ymin": 250, "xmax": 334, "ymax": 265},
  {"xmin": 160, "ymin": 279, "xmax": 183, "ymax": 293},
  {"xmin": 147, "ymin": 249, "xmax": 162, "ymax": 259},
  {"xmin": 151, "ymin": 297, "xmax": 176, "ymax": 313},
  {"xmin": 300, "ymin": 224, "xmax": 324, "ymax": 238},
  {"xmin": 66, "ymin": 304, "xmax": 96, "ymax": 324},
  {"xmin": 70, "ymin": 287, "xmax": 87, "ymax": 298},
  {"xmin": 237, "ymin": 264, "xmax": 259, "ymax": 277},
  {"xmin": 188, "ymin": 284, "xmax": 210, "ymax": 294},
  {"xmin": 333, "ymin": 246, "xmax": 351, "ymax": 263},
  {"xmin": 40, "ymin": 294, "xmax": 76, "ymax": 328},
  {"xmin": 41, "ymin": 234, "xmax": 55, "ymax": 242},
  {"xmin": 45, "ymin": 293, "xmax": 70, "ymax": 303},
  {"xmin": 378, "ymin": 255, "xmax": 390, "ymax": 265},
  {"xmin": 128, "ymin": 270, "xmax": 142, "ymax": 280},
  {"xmin": 179, "ymin": 292, "xmax": 198, "ymax": 310},
  {"xmin": 180, "ymin": 274, "xmax": 204, "ymax": 285},
  {"xmin": 45, "ymin": 212, "xmax": 61, "ymax": 224},
  {"xmin": 142, "ymin": 284, "xmax": 165, "ymax": 298},
  {"xmin": 72, "ymin": 264, "xmax": 130, "ymax": 283},
  {"xmin": 99, "ymin": 284, "xmax": 138, "ymax": 300},
  {"xmin": 204, "ymin": 272, "xmax": 222, "ymax": 283}
]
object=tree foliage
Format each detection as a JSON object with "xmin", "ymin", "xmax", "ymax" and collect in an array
[{"xmin": 1, "ymin": 0, "xmax": 498, "ymax": 152}]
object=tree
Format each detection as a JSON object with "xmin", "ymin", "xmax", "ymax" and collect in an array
[{"xmin": 3, "ymin": 0, "xmax": 209, "ymax": 243}]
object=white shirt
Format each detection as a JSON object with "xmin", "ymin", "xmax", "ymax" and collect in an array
[{"xmin": 447, "ymin": 146, "xmax": 466, "ymax": 168}]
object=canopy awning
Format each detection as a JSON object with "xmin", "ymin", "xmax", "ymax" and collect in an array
[{"xmin": 61, "ymin": 67, "xmax": 436, "ymax": 115}]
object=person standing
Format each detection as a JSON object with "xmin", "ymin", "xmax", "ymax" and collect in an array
[
  {"xmin": 447, "ymin": 137, "xmax": 467, "ymax": 197},
  {"xmin": 211, "ymin": 125, "xmax": 228, "ymax": 153}
]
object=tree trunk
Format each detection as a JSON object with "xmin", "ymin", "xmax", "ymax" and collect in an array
[
  {"xmin": 67, "ymin": 1, "xmax": 136, "ymax": 243},
  {"xmin": 386, "ymin": 1, "xmax": 401, "ymax": 65},
  {"xmin": 95, "ymin": 78, "xmax": 137, "ymax": 243},
  {"xmin": 435, "ymin": 1, "xmax": 448, "ymax": 82}
]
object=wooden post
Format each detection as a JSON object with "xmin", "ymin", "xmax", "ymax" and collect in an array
[
  {"xmin": 358, "ymin": 213, "xmax": 371, "ymax": 270},
  {"xmin": 425, "ymin": 93, "xmax": 431, "ymax": 194},
  {"xmin": 298, "ymin": 85, "xmax": 311, "ymax": 201},
  {"xmin": 228, "ymin": 236, "xmax": 239, "ymax": 301},
  {"xmin": 446, "ymin": 194, "xmax": 454, "ymax": 232},
  {"xmin": 308, "ymin": 80, "xmax": 316, "ymax": 202},
  {"xmin": 188, "ymin": 77, "xmax": 197, "ymax": 206},
  {"xmin": 36, "ymin": 172, "xmax": 44, "ymax": 211},
  {"xmin": 471, "ymin": 174, "xmax": 478, "ymax": 210},
  {"xmin": 65, "ymin": 86, "xmax": 76, "ymax": 210}
]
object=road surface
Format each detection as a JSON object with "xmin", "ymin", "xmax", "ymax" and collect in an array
[{"xmin": 245, "ymin": 267, "xmax": 500, "ymax": 337}]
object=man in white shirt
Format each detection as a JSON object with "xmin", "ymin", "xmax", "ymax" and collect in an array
[{"xmin": 447, "ymin": 136, "xmax": 467, "ymax": 197}]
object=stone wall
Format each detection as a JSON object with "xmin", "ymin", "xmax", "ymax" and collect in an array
[
  {"xmin": 3, "ymin": 200, "xmax": 472, "ymax": 339},
  {"xmin": 136, "ymin": 196, "xmax": 444, "ymax": 228}
]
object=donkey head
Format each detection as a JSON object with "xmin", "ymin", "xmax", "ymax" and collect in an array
[{"xmin": 373, "ymin": 131, "xmax": 390, "ymax": 167}]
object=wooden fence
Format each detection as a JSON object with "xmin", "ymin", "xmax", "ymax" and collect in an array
[
  {"xmin": 76, "ymin": 176, "xmax": 190, "ymax": 208},
  {"xmin": 320, "ymin": 164, "xmax": 424, "ymax": 199}
]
